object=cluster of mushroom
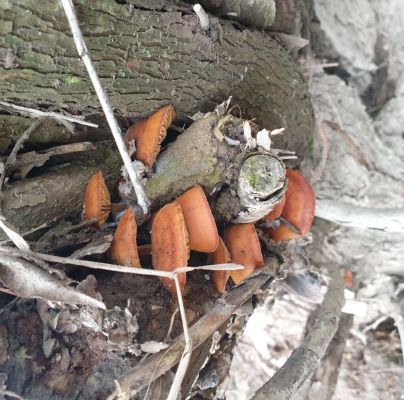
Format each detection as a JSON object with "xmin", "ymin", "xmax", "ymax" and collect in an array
[{"xmin": 82, "ymin": 105, "xmax": 315, "ymax": 298}]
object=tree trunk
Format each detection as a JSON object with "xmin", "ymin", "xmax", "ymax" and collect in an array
[{"xmin": 0, "ymin": 0, "xmax": 314, "ymax": 156}]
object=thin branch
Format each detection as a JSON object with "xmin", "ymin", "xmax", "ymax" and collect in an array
[
  {"xmin": 0, "ymin": 101, "xmax": 98, "ymax": 128},
  {"xmin": 60, "ymin": 0, "xmax": 150, "ymax": 213},
  {"xmin": 315, "ymin": 199, "xmax": 404, "ymax": 232},
  {"xmin": 251, "ymin": 265, "xmax": 344, "ymax": 400},
  {"xmin": 0, "ymin": 118, "xmax": 44, "ymax": 191}
]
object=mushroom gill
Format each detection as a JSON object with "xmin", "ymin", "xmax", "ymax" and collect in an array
[{"xmin": 125, "ymin": 105, "xmax": 175, "ymax": 168}]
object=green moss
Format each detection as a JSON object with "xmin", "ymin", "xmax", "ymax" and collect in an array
[
  {"xmin": 65, "ymin": 76, "xmax": 81, "ymax": 85},
  {"xmin": 139, "ymin": 48, "xmax": 151, "ymax": 58}
]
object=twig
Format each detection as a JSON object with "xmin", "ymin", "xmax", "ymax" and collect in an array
[
  {"xmin": 0, "ymin": 118, "xmax": 44, "ymax": 191},
  {"xmin": 0, "ymin": 101, "xmax": 98, "ymax": 128},
  {"xmin": 109, "ymin": 264, "xmax": 274, "ymax": 398},
  {"xmin": 315, "ymin": 200, "xmax": 404, "ymax": 232},
  {"xmin": 166, "ymin": 307, "xmax": 179, "ymax": 340},
  {"xmin": 60, "ymin": 0, "xmax": 150, "ymax": 213},
  {"xmin": 251, "ymin": 265, "xmax": 344, "ymax": 400}
]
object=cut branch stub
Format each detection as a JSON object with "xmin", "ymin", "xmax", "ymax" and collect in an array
[
  {"xmin": 176, "ymin": 185, "xmax": 219, "ymax": 253},
  {"xmin": 224, "ymin": 223, "xmax": 264, "ymax": 284},
  {"xmin": 210, "ymin": 237, "xmax": 231, "ymax": 293},
  {"xmin": 266, "ymin": 169, "xmax": 315, "ymax": 241},
  {"xmin": 231, "ymin": 153, "xmax": 287, "ymax": 223},
  {"xmin": 125, "ymin": 105, "xmax": 175, "ymax": 168},
  {"xmin": 151, "ymin": 202, "xmax": 189, "ymax": 298},
  {"xmin": 82, "ymin": 171, "xmax": 111, "ymax": 228},
  {"xmin": 110, "ymin": 208, "xmax": 140, "ymax": 268}
]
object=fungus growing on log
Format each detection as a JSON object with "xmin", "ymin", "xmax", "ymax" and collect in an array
[
  {"xmin": 110, "ymin": 208, "xmax": 141, "ymax": 268},
  {"xmin": 176, "ymin": 185, "xmax": 219, "ymax": 253},
  {"xmin": 224, "ymin": 223, "xmax": 264, "ymax": 284},
  {"xmin": 267, "ymin": 169, "xmax": 315, "ymax": 241},
  {"xmin": 125, "ymin": 105, "xmax": 175, "ymax": 168},
  {"xmin": 151, "ymin": 202, "xmax": 189, "ymax": 297},
  {"xmin": 82, "ymin": 171, "xmax": 111, "ymax": 228},
  {"xmin": 262, "ymin": 195, "xmax": 286, "ymax": 221},
  {"xmin": 210, "ymin": 237, "xmax": 231, "ymax": 293}
]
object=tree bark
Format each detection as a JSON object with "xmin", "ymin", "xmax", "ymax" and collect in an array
[{"xmin": 0, "ymin": 0, "xmax": 314, "ymax": 157}]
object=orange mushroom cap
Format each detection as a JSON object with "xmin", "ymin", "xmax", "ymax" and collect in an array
[
  {"xmin": 125, "ymin": 105, "xmax": 175, "ymax": 168},
  {"xmin": 110, "ymin": 208, "xmax": 141, "ymax": 268},
  {"xmin": 152, "ymin": 202, "xmax": 189, "ymax": 298},
  {"xmin": 268, "ymin": 169, "xmax": 315, "ymax": 241},
  {"xmin": 83, "ymin": 171, "xmax": 111, "ymax": 228},
  {"xmin": 224, "ymin": 223, "xmax": 264, "ymax": 285},
  {"xmin": 262, "ymin": 195, "xmax": 286, "ymax": 222},
  {"xmin": 176, "ymin": 185, "xmax": 219, "ymax": 253},
  {"xmin": 210, "ymin": 237, "xmax": 231, "ymax": 294}
]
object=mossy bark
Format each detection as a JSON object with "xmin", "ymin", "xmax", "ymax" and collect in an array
[{"xmin": 0, "ymin": 0, "xmax": 314, "ymax": 157}]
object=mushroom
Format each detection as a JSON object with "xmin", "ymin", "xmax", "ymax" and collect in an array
[
  {"xmin": 125, "ymin": 105, "xmax": 176, "ymax": 168},
  {"xmin": 176, "ymin": 185, "xmax": 219, "ymax": 253},
  {"xmin": 262, "ymin": 195, "xmax": 286, "ymax": 222},
  {"xmin": 110, "ymin": 208, "xmax": 141, "ymax": 268},
  {"xmin": 83, "ymin": 171, "xmax": 111, "ymax": 228},
  {"xmin": 224, "ymin": 223, "xmax": 264, "ymax": 285},
  {"xmin": 209, "ymin": 237, "xmax": 231, "ymax": 293},
  {"xmin": 267, "ymin": 169, "xmax": 315, "ymax": 241},
  {"xmin": 151, "ymin": 202, "xmax": 189, "ymax": 297}
]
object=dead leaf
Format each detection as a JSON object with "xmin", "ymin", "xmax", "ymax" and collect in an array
[{"xmin": 0, "ymin": 252, "xmax": 105, "ymax": 309}]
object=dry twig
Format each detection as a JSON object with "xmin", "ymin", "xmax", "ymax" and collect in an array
[
  {"xmin": 0, "ymin": 118, "xmax": 44, "ymax": 191},
  {"xmin": 0, "ymin": 101, "xmax": 98, "ymax": 128}
]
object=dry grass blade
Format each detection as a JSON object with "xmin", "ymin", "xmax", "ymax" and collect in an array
[{"xmin": 60, "ymin": 0, "xmax": 150, "ymax": 213}]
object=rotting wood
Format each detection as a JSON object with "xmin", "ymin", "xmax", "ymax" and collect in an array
[{"xmin": 109, "ymin": 263, "xmax": 275, "ymax": 398}]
